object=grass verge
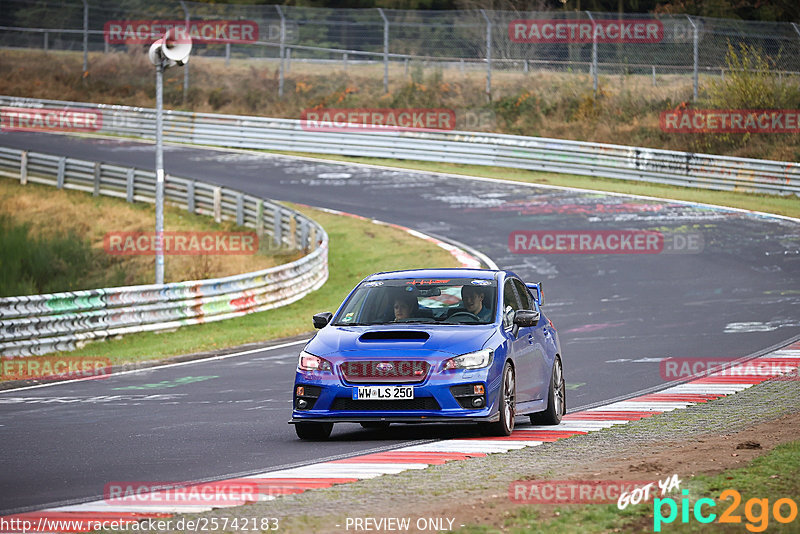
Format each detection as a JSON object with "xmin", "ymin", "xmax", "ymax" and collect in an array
[
  {"xmin": 39, "ymin": 203, "xmax": 462, "ymax": 366},
  {"xmin": 267, "ymin": 151, "xmax": 800, "ymax": 220},
  {"xmin": 469, "ymin": 439, "xmax": 800, "ymax": 533},
  {"xmin": 0, "ymin": 178, "xmax": 293, "ymax": 294}
]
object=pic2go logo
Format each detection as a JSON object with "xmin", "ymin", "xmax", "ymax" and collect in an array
[{"xmin": 654, "ymin": 489, "xmax": 798, "ymax": 532}]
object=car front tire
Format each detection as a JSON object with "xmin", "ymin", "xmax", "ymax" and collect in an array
[
  {"xmin": 481, "ymin": 362, "xmax": 515, "ymax": 436},
  {"xmin": 295, "ymin": 422, "xmax": 334, "ymax": 440},
  {"xmin": 529, "ymin": 356, "xmax": 565, "ymax": 425}
]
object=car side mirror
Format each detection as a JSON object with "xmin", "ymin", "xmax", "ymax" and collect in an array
[
  {"xmin": 514, "ymin": 309, "xmax": 540, "ymax": 328},
  {"xmin": 312, "ymin": 312, "xmax": 333, "ymax": 329}
]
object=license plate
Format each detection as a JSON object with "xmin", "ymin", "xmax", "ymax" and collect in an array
[{"xmin": 352, "ymin": 386, "xmax": 414, "ymax": 400}]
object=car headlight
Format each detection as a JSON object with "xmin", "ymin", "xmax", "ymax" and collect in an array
[
  {"xmin": 298, "ymin": 351, "xmax": 332, "ymax": 372},
  {"xmin": 443, "ymin": 349, "xmax": 493, "ymax": 370}
]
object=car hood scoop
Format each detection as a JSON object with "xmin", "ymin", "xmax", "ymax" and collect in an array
[
  {"xmin": 307, "ymin": 325, "xmax": 496, "ymax": 357},
  {"xmin": 358, "ymin": 330, "xmax": 430, "ymax": 342}
]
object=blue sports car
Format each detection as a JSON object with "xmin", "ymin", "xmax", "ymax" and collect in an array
[{"xmin": 290, "ymin": 268, "xmax": 565, "ymax": 440}]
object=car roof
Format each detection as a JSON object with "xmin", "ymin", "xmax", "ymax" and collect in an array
[{"xmin": 366, "ymin": 268, "xmax": 502, "ymax": 281}]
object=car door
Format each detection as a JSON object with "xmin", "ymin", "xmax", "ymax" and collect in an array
[
  {"xmin": 502, "ymin": 278, "xmax": 537, "ymax": 404},
  {"xmin": 513, "ymin": 278, "xmax": 549, "ymax": 401}
]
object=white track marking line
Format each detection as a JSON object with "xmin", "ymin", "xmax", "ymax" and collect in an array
[
  {"xmin": 663, "ymin": 384, "xmax": 753, "ymax": 394},
  {"xmin": 317, "ymin": 462, "xmax": 431, "ymax": 471},
  {"xmin": 559, "ymin": 420, "xmax": 634, "ymax": 427},
  {"xmin": 588, "ymin": 401, "xmax": 693, "ymax": 411},
  {"xmin": 766, "ymin": 350, "xmax": 800, "ymax": 358},
  {"xmin": 254, "ymin": 464, "xmax": 427, "ymax": 478},
  {"xmin": 46, "ymin": 501, "xmax": 218, "ymax": 513},
  {"xmin": 526, "ymin": 421, "xmax": 624, "ymax": 430},
  {"xmin": 398, "ymin": 441, "xmax": 528, "ymax": 453},
  {"xmin": 0, "ymin": 339, "xmax": 309, "ymax": 393}
]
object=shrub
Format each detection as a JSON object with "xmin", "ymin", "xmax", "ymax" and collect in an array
[{"xmin": 0, "ymin": 215, "xmax": 94, "ymax": 297}]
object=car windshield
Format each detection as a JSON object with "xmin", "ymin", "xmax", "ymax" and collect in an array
[{"xmin": 333, "ymin": 277, "xmax": 497, "ymax": 326}]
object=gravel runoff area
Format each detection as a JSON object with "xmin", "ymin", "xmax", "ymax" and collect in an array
[{"xmin": 119, "ymin": 370, "xmax": 800, "ymax": 534}]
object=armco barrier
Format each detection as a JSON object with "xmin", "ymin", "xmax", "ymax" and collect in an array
[
  {"xmin": 1, "ymin": 95, "xmax": 799, "ymax": 195},
  {"xmin": 0, "ymin": 146, "xmax": 328, "ymax": 357}
]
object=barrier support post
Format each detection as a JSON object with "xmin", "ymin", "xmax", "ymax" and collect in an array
[
  {"xmin": 20, "ymin": 151, "xmax": 28, "ymax": 185},
  {"xmin": 213, "ymin": 186, "xmax": 222, "ymax": 223},
  {"xmin": 57, "ymin": 157, "xmax": 66, "ymax": 189},
  {"xmin": 187, "ymin": 180, "xmax": 195, "ymax": 213},
  {"xmin": 236, "ymin": 193, "xmax": 244, "ymax": 226},
  {"xmin": 93, "ymin": 162, "xmax": 101, "ymax": 196}
]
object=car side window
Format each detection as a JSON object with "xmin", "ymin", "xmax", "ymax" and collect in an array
[
  {"xmin": 502, "ymin": 279, "xmax": 522, "ymax": 329},
  {"xmin": 512, "ymin": 279, "xmax": 534, "ymax": 311}
]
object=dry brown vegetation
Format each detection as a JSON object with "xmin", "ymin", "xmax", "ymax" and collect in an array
[
  {"xmin": 1, "ymin": 47, "xmax": 798, "ymax": 161},
  {"xmin": 0, "ymin": 178, "xmax": 296, "ymax": 293}
]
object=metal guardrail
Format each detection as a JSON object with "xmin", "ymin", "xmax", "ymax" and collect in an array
[
  {"xmin": 1, "ymin": 95, "xmax": 797, "ymax": 195},
  {"xmin": 0, "ymin": 146, "xmax": 328, "ymax": 357}
]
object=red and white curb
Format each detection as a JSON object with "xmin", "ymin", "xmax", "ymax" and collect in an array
[{"xmin": 2, "ymin": 342, "xmax": 798, "ymax": 532}]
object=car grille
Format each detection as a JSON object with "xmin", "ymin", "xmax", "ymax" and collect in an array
[
  {"xmin": 331, "ymin": 397, "xmax": 441, "ymax": 411},
  {"xmin": 340, "ymin": 360, "xmax": 430, "ymax": 384}
]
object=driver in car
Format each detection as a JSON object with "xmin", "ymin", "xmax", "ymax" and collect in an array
[
  {"xmin": 393, "ymin": 293, "xmax": 418, "ymax": 321},
  {"xmin": 460, "ymin": 285, "xmax": 492, "ymax": 322}
]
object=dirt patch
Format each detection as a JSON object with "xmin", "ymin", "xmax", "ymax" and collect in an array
[{"xmin": 404, "ymin": 410, "xmax": 800, "ymax": 531}]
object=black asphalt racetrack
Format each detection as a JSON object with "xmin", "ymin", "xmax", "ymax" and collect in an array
[{"xmin": 1, "ymin": 132, "xmax": 799, "ymax": 514}]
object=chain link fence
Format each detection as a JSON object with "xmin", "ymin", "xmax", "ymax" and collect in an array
[{"xmin": 1, "ymin": 1, "xmax": 799, "ymax": 100}]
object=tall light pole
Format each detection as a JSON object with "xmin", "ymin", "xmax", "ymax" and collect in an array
[{"xmin": 149, "ymin": 28, "xmax": 192, "ymax": 284}]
